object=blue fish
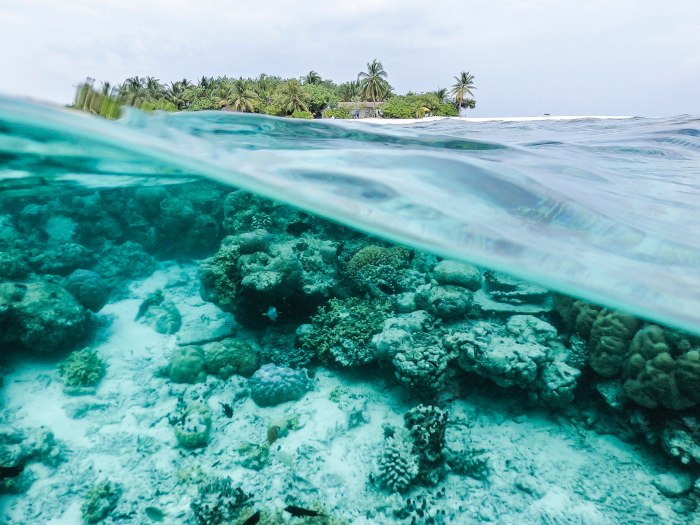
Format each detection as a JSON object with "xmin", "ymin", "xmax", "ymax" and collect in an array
[{"xmin": 262, "ymin": 306, "xmax": 278, "ymax": 322}]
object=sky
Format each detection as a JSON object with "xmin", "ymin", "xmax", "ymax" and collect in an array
[{"xmin": 1, "ymin": 0, "xmax": 699, "ymax": 117}]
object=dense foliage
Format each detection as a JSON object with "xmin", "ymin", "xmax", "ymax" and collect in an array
[{"xmin": 72, "ymin": 63, "xmax": 477, "ymax": 120}]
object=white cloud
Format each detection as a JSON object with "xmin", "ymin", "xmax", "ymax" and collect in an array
[{"xmin": 0, "ymin": 0, "xmax": 698, "ymax": 115}]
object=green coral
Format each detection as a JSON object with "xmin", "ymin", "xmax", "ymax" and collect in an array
[
  {"xmin": 166, "ymin": 346, "xmax": 207, "ymax": 384},
  {"xmin": 623, "ymin": 325, "xmax": 700, "ymax": 410},
  {"xmin": 81, "ymin": 481, "xmax": 121, "ymax": 524},
  {"xmin": 344, "ymin": 245, "xmax": 410, "ymax": 294},
  {"xmin": 588, "ymin": 309, "xmax": 640, "ymax": 377},
  {"xmin": 300, "ymin": 296, "xmax": 391, "ymax": 366},
  {"xmin": 203, "ymin": 339, "xmax": 260, "ymax": 378},
  {"xmin": 59, "ymin": 348, "xmax": 106, "ymax": 389}
]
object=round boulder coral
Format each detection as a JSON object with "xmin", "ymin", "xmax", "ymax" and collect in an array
[
  {"xmin": 63, "ymin": 269, "xmax": 111, "ymax": 312},
  {"xmin": 202, "ymin": 339, "xmax": 260, "ymax": 378},
  {"xmin": 249, "ymin": 364, "xmax": 310, "ymax": 407},
  {"xmin": 166, "ymin": 346, "xmax": 207, "ymax": 384}
]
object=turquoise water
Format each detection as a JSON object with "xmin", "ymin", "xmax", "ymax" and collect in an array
[
  {"xmin": 1, "ymin": 97, "xmax": 700, "ymax": 524},
  {"xmin": 2, "ymin": 97, "xmax": 700, "ymax": 333}
]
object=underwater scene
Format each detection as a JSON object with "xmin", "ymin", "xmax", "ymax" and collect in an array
[{"xmin": 1, "ymin": 99, "xmax": 700, "ymax": 524}]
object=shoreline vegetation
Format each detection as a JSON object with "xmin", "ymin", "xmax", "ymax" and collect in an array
[{"xmin": 72, "ymin": 59, "xmax": 477, "ymax": 120}]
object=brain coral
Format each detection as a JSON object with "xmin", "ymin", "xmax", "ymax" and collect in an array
[
  {"xmin": 588, "ymin": 309, "xmax": 640, "ymax": 377},
  {"xmin": 623, "ymin": 325, "xmax": 700, "ymax": 410}
]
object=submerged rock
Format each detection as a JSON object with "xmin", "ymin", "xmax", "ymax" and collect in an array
[
  {"xmin": 653, "ymin": 472, "xmax": 695, "ymax": 498},
  {"xmin": 63, "ymin": 269, "xmax": 111, "ymax": 312},
  {"xmin": 447, "ymin": 315, "xmax": 582, "ymax": 406},
  {"xmin": 0, "ymin": 281, "xmax": 89, "ymax": 354},
  {"xmin": 432, "ymin": 260, "xmax": 482, "ymax": 291}
]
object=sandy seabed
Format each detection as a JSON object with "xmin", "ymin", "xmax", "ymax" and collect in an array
[{"xmin": 0, "ymin": 262, "xmax": 694, "ymax": 525}]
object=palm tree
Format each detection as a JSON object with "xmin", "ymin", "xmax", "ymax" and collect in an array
[
  {"xmin": 213, "ymin": 79, "xmax": 259, "ymax": 112},
  {"xmin": 144, "ymin": 76, "xmax": 164, "ymax": 99},
  {"xmin": 358, "ymin": 59, "xmax": 390, "ymax": 115},
  {"xmin": 434, "ymin": 87, "xmax": 448, "ymax": 103},
  {"xmin": 120, "ymin": 76, "xmax": 148, "ymax": 106},
  {"xmin": 338, "ymin": 80, "xmax": 361, "ymax": 101},
  {"xmin": 278, "ymin": 79, "xmax": 309, "ymax": 114},
  {"xmin": 166, "ymin": 80, "xmax": 193, "ymax": 109},
  {"xmin": 303, "ymin": 70, "xmax": 322, "ymax": 85},
  {"xmin": 450, "ymin": 72, "xmax": 477, "ymax": 110}
]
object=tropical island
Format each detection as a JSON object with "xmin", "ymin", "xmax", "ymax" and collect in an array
[{"xmin": 73, "ymin": 59, "xmax": 477, "ymax": 120}]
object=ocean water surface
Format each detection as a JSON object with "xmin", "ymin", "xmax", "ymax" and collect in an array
[{"xmin": 1, "ymin": 97, "xmax": 699, "ymax": 524}]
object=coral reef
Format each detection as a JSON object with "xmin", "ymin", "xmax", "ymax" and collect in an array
[
  {"xmin": 190, "ymin": 477, "xmax": 250, "ymax": 525},
  {"xmin": 404, "ymin": 405, "xmax": 449, "ymax": 485},
  {"xmin": 661, "ymin": 417, "xmax": 700, "ymax": 467},
  {"xmin": 0, "ymin": 426, "xmax": 61, "ymax": 495},
  {"xmin": 81, "ymin": 481, "xmax": 121, "ymax": 524},
  {"xmin": 249, "ymin": 363, "xmax": 311, "ymax": 406},
  {"xmin": 300, "ymin": 296, "xmax": 391, "ymax": 366},
  {"xmin": 59, "ymin": 347, "xmax": 106, "ymax": 394},
  {"xmin": 63, "ymin": 269, "xmax": 111, "ymax": 312},
  {"xmin": 344, "ymin": 245, "xmax": 410, "ymax": 295},
  {"xmin": 173, "ymin": 403, "xmax": 212, "ymax": 449},
  {"xmin": 415, "ymin": 284, "xmax": 474, "ymax": 320},
  {"xmin": 0, "ymin": 281, "xmax": 89, "ymax": 354},
  {"xmin": 588, "ymin": 309, "xmax": 640, "ymax": 377},
  {"xmin": 622, "ymin": 325, "xmax": 700, "ymax": 410},
  {"xmin": 165, "ymin": 346, "xmax": 207, "ymax": 384},
  {"xmin": 202, "ymin": 338, "xmax": 260, "ymax": 378},
  {"xmin": 446, "ymin": 316, "xmax": 582, "ymax": 406},
  {"xmin": 376, "ymin": 433, "xmax": 420, "ymax": 493}
]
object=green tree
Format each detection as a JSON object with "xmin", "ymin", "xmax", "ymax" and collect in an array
[
  {"xmin": 434, "ymin": 87, "xmax": 448, "ymax": 103},
  {"xmin": 450, "ymin": 71, "xmax": 477, "ymax": 110},
  {"xmin": 338, "ymin": 80, "xmax": 361, "ymax": 101},
  {"xmin": 213, "ymin": 79, "xmax": 259, "ymax": 112},
  {"xmin": 303, "ymin": 70, "xmax": 322, "ymax": 85},
  {"xmin": 357, "ymin": 59, "xmax": 390, "ymax": 109},
  {"xmin": 144, "ymin": 76, "xmax": 164, "ymax": 99},
  {"xmin": 302, "ymin": 83, "xmax": 339, "ymax": 117},
  {"xmin": 277, "ymin": 79, "xmax": 309, "ymax": 114}
]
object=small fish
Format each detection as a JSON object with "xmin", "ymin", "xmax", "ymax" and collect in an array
[
  {"xmin": 220, "ymin": 402, "xmax": 233, "ymax": 418},
  {"xmin": 241, "ymin": 510, "xmax": 261, "ymax": 525},
  {"xmin": 144, "ymin": 506, "xmax": 166, "ymax": 522},
  {"xmin": 261, "ymin": 306, "xmax": 278, "ymax": 322},
  {"xmin": 284, "ymin": 505, "xmax": 324, "ymax": 518}
]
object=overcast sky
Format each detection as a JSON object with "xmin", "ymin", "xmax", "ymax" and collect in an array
[{"xmin": 1, "ymin": 0, "xmax": 699, "ymax": 117}]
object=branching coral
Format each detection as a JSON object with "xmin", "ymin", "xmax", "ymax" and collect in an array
[
  {"xmin": 59, "ymin": 348, "xmax": 106, "ymax": 391},
  {"xmin": 300, "ymin": 296, "xmax": 391, "ymax": 366}
]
